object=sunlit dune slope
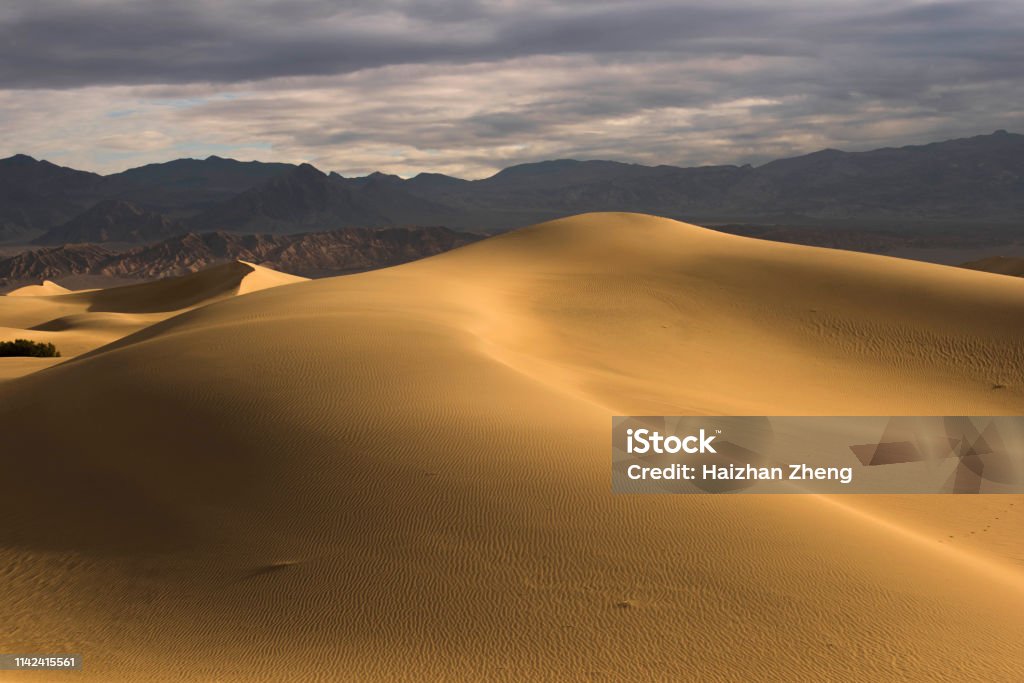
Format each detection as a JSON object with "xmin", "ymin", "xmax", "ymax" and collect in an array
[
  {"xmin": 5, "ymin": 279, "xmax": 71, "ymax": 297},
  {"xmin": 1, "ymin": 213, "xmax": 1022, "ymax": 682},
  {"xmin": 0, "ymin": 260, "xmax": 307, "ymax": 375}
]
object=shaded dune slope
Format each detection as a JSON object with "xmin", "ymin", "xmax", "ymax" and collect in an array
[
  {"xmin": 1, "ymin": 214, "xmax": 1023, "ymax": 681},
  {"xmin": 58, "ymin": 259, "xmax": 307, "ymax": 313}
]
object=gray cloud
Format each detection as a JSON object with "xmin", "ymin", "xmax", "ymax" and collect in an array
[
  {"xmin": 0, "ymin": 1, "xmax": 1021, "ymax": 176},
  {"xmin": 3, "ymin": 1, "xmax": 1019, "ymax": 88}
]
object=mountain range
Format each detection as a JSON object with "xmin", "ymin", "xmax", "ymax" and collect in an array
[
  {"xmin": 0, "ymin": 227, "xmax": 481, "ymax": 289},
  {"xmin": 31, "ymin": 200, "xmax": 185, "ymax": 245},
  {"xmin": 3, "ymin": 130, "xmax": 1021, "ymax": 244}
]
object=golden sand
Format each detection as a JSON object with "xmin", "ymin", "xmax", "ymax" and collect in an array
[{"xmin": 1, "ymin": 214, "xmax": 1021, "ymax": 681}]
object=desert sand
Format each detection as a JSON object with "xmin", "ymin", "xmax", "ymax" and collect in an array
[
  {"xmin": 5, "ymin": 279, "xmax": 72, "ymax": 297},
  {"xmin": 0, "ymin": 213, "xmax": 1022, "ymax": 681},
  {"xmin": 0, "ymin": 261, "xmax": 306, "ymax": 377}
]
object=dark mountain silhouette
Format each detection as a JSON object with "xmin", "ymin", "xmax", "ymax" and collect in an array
[
  {"xmin": 186, "ymin": 164, "xmax": 379, "ymax": 233},
  {"xmin": 98, "ymin": 156, "xmax": 295, "ymax": 213},
  {"xmin": 0, "ymin": 155, "xmax": 293, "ymax": 240},
  {"xmin": 2, "ymin": 130, "xmax": 1021, "ymax": 242},
  {"xmin": 187, "ymin": 164, "xmax": 460, "ymax": 233},
  {"xmin": 0, "ymin": 155, "xmax": 101, "ymax": 239},
  {"xmin": 747, "ymin": 130, "xmax": 1024, "ymax": 222},
  {"xmin": 0, "ymin": 226, "xmax": 482, "ymax": 288},
  {"xmin": 397, "ymin": 131, "xmax": 1024, "ymax": 229},
  {"xmin": 32, "ymin": 200, "xmax": 184, "ymax": 245},
  {"xmin": 338, "ymin": 171, "xmax": 463, "ymax": 226}
]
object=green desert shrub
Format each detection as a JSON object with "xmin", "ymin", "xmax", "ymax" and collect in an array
[{"xmin": 0, "ymin": 339, "xmax": 61, "ymax": 358}]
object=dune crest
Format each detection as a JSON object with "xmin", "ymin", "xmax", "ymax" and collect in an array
[
  {"xmin": 1, "ymin": 214, "xmax": 1022, "ymax": 681},
  {"xmin": 5, "ymin": 279, "xmax": 72, "ymax": 297},
  {"xmin": 0, "ymin": 260, "xmax": 307, "ymax": 378},
  {"xmin": 58, "ymin": 259, "xmax": 308, "ymax": 313},
  {"xmin": 236, "ymin": 259, "xmax": 310, "ymax": 294}
]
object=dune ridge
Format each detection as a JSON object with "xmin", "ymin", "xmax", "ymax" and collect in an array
[
  {"xmin": 5, "ymin": 279, "xmax": 71, "ymax": 297},
  {"xmin": 0, "ymin": 260, "xmax": 307, "ymax": 378},
  {"xmin": 57, "ymin": 259, "xmax": 308, "ymax": 313},
  {"xmin": 1, "ymin": 213, "xmax": 1022, "ymax": 681}
]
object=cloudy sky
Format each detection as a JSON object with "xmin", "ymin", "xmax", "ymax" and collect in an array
[{"xmin": 1, "ymin": 0, "xmax": 1021, "ymax": 177}]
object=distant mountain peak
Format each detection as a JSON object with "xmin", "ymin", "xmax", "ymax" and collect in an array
[
  {"xmin": 2, "ymin": 153, "xmax": 39, "ymax": 164},
  {"xmin": 292, "ymin": 162, "xmax": 328, "ymax": 178},
  {"xmin": 491, "ymin": 159, "xmax": 583, "ymax": 177},
  {"xmin": 412, "ymin": 171, "xmax": 460, "ymax": 180},
  {"xmin": 357, "ymin": 171, "xmax": 406, "ymax": 189}
]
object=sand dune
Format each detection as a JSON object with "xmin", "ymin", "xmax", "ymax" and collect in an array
[
  {"xmin": 5, "ymin": 279, "xmax": 71, "ymax": 297},
  {"xmin": 0, "ymin": 260, "xmax": 307, "ymax": 380},
  {"xmin": 58, "ymin": 259, "xmax": 307, "ymax": 313},
  {"xmin": 1, "ymin": 214, "xmax": 1022, "ymax": 681},
  {"xmin": 0, "ymin": 356, "xmax": 63, "ymax": 382}
]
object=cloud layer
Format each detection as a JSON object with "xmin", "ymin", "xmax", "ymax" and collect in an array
[{"xmin": 1, "ymin": 0, "xmax": 1021, "ymax": 176}]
